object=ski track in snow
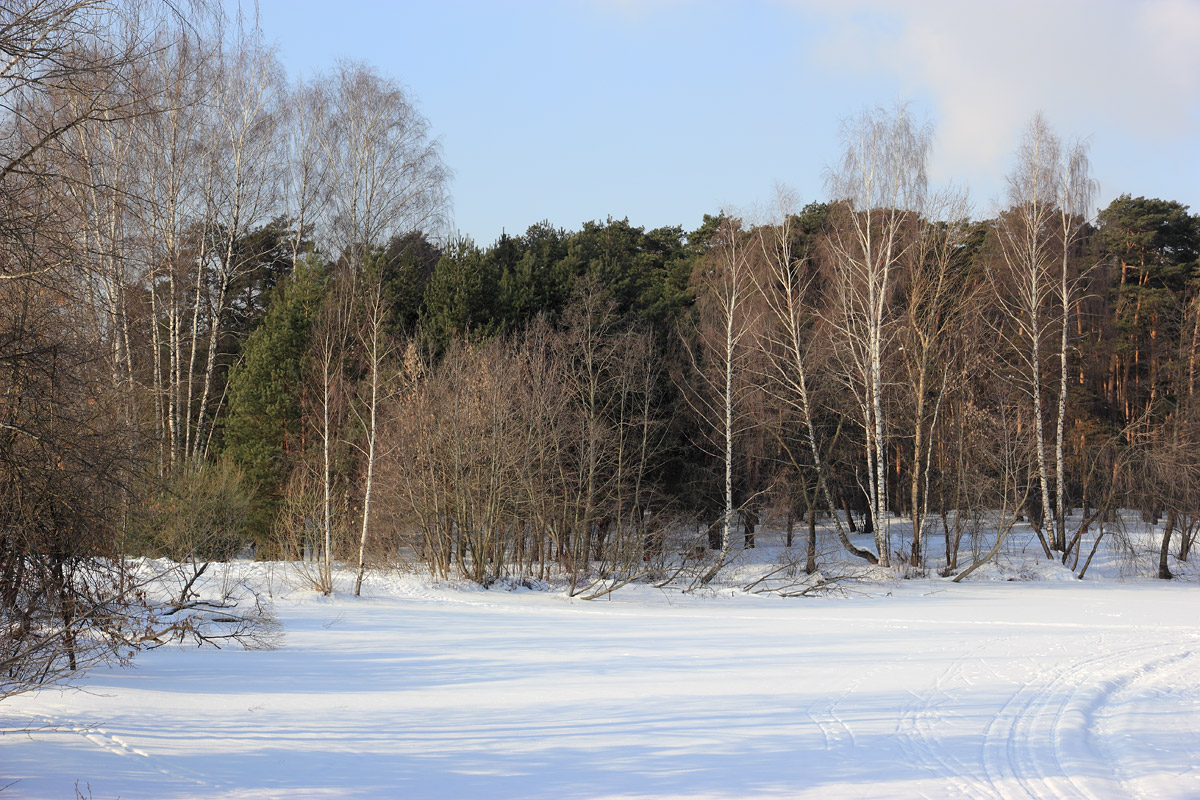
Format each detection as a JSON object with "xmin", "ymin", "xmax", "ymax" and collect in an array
[
  {"xmin": 803, "ymin": 641, "xmax": 902, "ymax": 759},
  {"xmin": 979, "ymin": 637, "xmax": 1199, "ymax": 800},
  {"xmin": 1097, "ymin": 646, "xmax": 1200, "ymax": 798},
  {"xmin": 894, "ymin": 633, "xmax": 1014, "ymax": 799}
]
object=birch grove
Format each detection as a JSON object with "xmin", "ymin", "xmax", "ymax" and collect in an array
[
  {"xmin": 990, "ymin": 115, "xmax": 1096, "ymax": 559},
  {"xmin": 824, "ymin": 105, "xmax": 932, "ymax": 568}
]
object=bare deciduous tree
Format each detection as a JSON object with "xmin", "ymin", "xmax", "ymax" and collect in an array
[
  {"xmin": 894, "ymin": 190, "xmax": 975, "ymax": 566},
  {"xmin": 754, "ymin": 188, "xmax": 876, "ymax": 565},
  {"xmin": 187, "ymin": 19, "xmax": 285, "ymax": 462},
  {"xmin": 823, "ymin": 104, "xmax": 932, "ymax": 567},
  {"xmin": 682, "ymin": 215, "xmax": 762, "ymax": 583},
  {"xmin": 318, "ymin": 61, "xmax": 450, "ymax": 272},
  {"xmin": 351, "ymin": 273, "xmax": 398, "ymax": 596},
  {"xmin": 989, "ymin": 114, "xmax": 1095, "ymax": 558}
]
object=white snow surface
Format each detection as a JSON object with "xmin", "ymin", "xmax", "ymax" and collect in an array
[{"xmin": 4, "ymin": 522, "xmax": 1200, "ymax": 800}]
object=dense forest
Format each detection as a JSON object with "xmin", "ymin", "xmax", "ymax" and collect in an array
[{"xmin": 2, "ymin": 2, "xmax": 1199, "ymax": 693}]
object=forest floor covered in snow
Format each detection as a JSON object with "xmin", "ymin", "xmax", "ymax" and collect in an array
[{"xmin": 3, "ymin": 517, "xmax": 1199, "ymax": 799}]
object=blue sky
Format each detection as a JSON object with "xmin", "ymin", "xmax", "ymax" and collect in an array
[{"xmin": 252, "ymin": 0, "xmax": 1200, "ymax": 244}]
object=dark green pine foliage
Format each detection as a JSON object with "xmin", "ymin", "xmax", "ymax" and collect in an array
[
  {"xmin": 560, "ymin": 218, "xmax": 646, "ymax": 319},
  {"xmin": 1099, "ymin": 195, "xmax": 1198, "ymax": 284},
  {"xmin": 552, "ymin": 217, "xmax": 697, "ymax": 328},
  {"xmin": 637, "ymin": 224, "xmax": 695, "ymax": 330},
  {"xmin": 418, "ymin": 217, "xmax": 709, "ymax": 340},
  {"xmin": 372, "ymin": 231, "xmax": 442, "ymax": 338},
  {"xmin": 221, "ymin": 255, "xmax": 327, "ymax": 545},
  {"xmin": 420, "ymin": 237, "xmax": 502, "ymax": 350},
  {"xmin": 210, "ymin": 219, "xmax": 307, "ymax": 424},
  {"xmin": 686, "ymin": 213, "xmax": 728, "ymax": 255},
  {"xmin": 498, "ymin": 221, "xmax": 572, "ymax": 329},
  {"xmin": 226, "ymin": 217, "xmax": 308, "ymax": 339}
]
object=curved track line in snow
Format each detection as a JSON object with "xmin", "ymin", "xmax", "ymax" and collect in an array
[
  {"xmin": 894, "ymin": 634, "xmax": 1016, "ymax": 799},
  {"xmin": 979, "ymin": 638, "xmax": 1199, "ymax": 800},
  {"xmin": 804, "ymin": 652, "xmax": 904, "ymax": 757},
  {"xmin": 1093, "ymin": 647, "xmax": 1200, "ymax": 797},
  {"xmin": 1063, "ymin": 646, "xmax": 1197, "ymax": 798}
]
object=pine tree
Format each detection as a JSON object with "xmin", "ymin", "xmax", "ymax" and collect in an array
[
  {"xmin": 420, "ymin": 238, "xmax": 501, "ymax": 350},
  {"xmin": 221, "ymin": 255, "xmax": 327, "ymax": 545}
]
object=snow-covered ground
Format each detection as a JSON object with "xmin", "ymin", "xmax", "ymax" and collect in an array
[{"xmin": 3, "ymin": 519, "xmax": 1199, "ymax": 799}]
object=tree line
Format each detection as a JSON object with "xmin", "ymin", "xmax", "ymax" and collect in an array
[
  {"xmin": 224, "ymin": 115, "xmax": 1200, "ymax": 592},
  {"xmin": 2, "ymin": 0, "xmax": 1199, "ymax": 693},
  {"xmin": 223, "ymin": 117, "xmax": 1196, "ymax": 591}
]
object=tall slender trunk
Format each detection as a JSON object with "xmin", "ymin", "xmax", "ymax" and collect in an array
[
  {"xmin": 149, "ymin": 263, "xmax": 166, "ymax": 476},
  {"xmin": 1029, "ymin": 269, "xmax": 1055, "ymax": 559},
  {"xmin": 918, "ymin": 373, "xmax": 948, "ymax": 568},
  {"xmin": 701, "ymin": 271, "xmax": 738, "ymax": 586},
  {"xmin": 1055, "ymin": 235, "xmax": 1071, "ymax": 554},
  {"xmin": 1189, "ymin": 296, "xmax": 1199, "ymax": 401},
  {"xmin": 321, "ymin": 341, "xmax": 335, "ymax": 595},
  {"xmin": 787, "ymin": 285, "xmax": 874, "ymax": 564},
  {"xmin": 168, "ymin": 263, "xmax": 182, "ymax": 467},
  {"xmin": 183, "ymin": 237, "xmax": 207, "ymax": 458},
  {"xmin": 191, "ymin": 203, "xmax": 239, "ymax": 462},
  {"xmin": 723, "ymin": 311, "xmax": 734, "ymax": 552},
  {"xmin": 354, "ymin": 322, "xmax": 381, "ymax": 597},
  {"xmin": 805, "ymin": 500, "xmax": 818, "ymax": 575},
  {"xmin": 910, "ymin": 370, "xmax": 926, "ymax": 566},
  {"xmin": 870, "ymin": 311, "xmax": 889, "ymax": 566}
]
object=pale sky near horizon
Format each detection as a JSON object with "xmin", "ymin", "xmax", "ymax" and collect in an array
[{"xmin": 250, "ymin": 0, "xmax": 1199, "ymax": 244}]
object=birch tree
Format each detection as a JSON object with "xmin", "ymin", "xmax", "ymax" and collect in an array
[
  {"xmin": 281, "ymin": 77, "xmax": 327, "ymax": 265},
  {"xmin": 0, "ymin": 0, "xmax": 163, "ymax": 193},
  {"xmin": 1051, "ymin": 134, "xmax": 1096, "ymax": 553},
  {"xmin": 187, "ymin": 21, "xmax": 284, "ymax": 463},
  {"xmin": 823, "ymin": 105, "xmax": 931, "ymax": 568},
  {"xmin": 990, "ymin": 114, "xmax": 1094, "ymax": 557},
  {"xmin": 63, "ymin": 73, "xmax": 141, "ymax": 398},
  {"xmin": 894, "ymin": 190, "xmax": 975, "ymax": 566},
  {"xmin": 755, "ymin": 189, "xmax": 878, "ymax": 564},
  {"xmin": 0, "ymin": 2, "xmax": 282, "ymax": 697},
  {"xmin": 683, "ymin": 216, "xmax": 761, "ymax": 583},
  {"xmin": 308, "ymin": 64, "xmax": 449, "ymax": 590},
  {"xmin": 318, "ymin": 61, "xmax": 449, "ymax": 272},
  {"xmin": 351, "ymin": 270, "xmax": 396, "ymax": 596},
  {"xmin": 134, "ymin": 23, "xmax": 210, "ymax": 471},
  {"xmin": 309, "ymin": 279, "xmax": 351, "ymax": 595}
]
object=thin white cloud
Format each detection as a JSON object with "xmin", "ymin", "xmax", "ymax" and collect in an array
[{"xmin": 791, "ymin": 0, "xmax": 1200, "ymax": 193}]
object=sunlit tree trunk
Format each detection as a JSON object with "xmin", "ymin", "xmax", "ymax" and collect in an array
[
  {"xmin": 684, "ymin": 217, "xmax": 758, "ymax": 585},
  {"xmin": 353, "ymin": 279, "xmax": 392, "ymax": 596},
  {"xmin": 824, "ymin": 105, "xmax": 932, "ymax": 568},
  {"xmin": 756, "ymin": 188, "xmax": 877, "ymax": 564},
  {"xmin": 992, "ymin": 115, "xmax": 1094, "ymax": 558}
]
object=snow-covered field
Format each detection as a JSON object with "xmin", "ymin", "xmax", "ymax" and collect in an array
[{"xmin": 4, "ymin": 521, "xmax": 1199, "ymax": 800}]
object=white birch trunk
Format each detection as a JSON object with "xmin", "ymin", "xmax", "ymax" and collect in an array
[
  {"xmin": 1030, "ymin": 267, "xmax": 1056, "ymax": 558},
  {"xmin": 1055, "ymin": 249, "xmax": 1070, "ymax": 552},
  {"xmin": 354, "ymin": 301, "xmax": 383, "ymax": 597},
  {"xmin": 321, "ymin": 338, "xmax": 335, "ymax": 596}
]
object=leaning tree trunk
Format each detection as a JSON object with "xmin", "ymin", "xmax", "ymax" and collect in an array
[
  {"xmin": 1159, "ymin": 509, "xmax": 1176, "ymax": 580},
  {"xmin": 353, "ymin": 363, "xmax": 378, "ymax": 597}
]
